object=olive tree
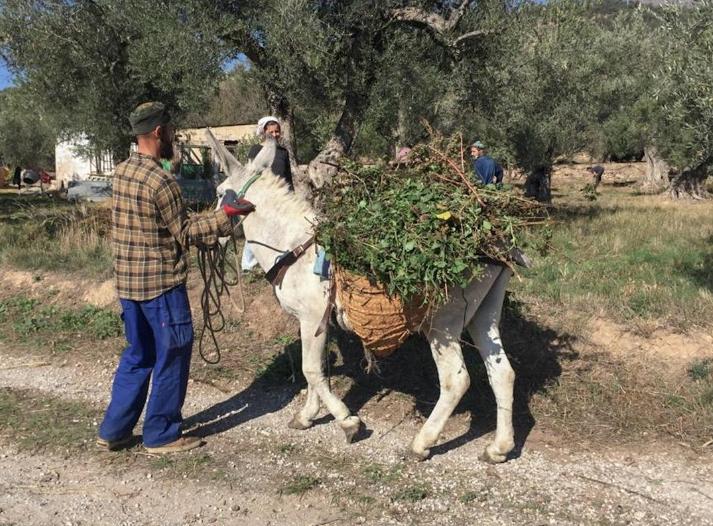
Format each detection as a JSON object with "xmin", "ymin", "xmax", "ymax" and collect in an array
[
  {"xmin": 0, "ymin": 0, "xmax": 228, "ymax": 156},
  {"xmin": 0, "ymin": 87, "xmax": 56, "ymax": 168},
  {"xmin": 647, "ymin": 0, "xmax": 713, "ymax": 199}
]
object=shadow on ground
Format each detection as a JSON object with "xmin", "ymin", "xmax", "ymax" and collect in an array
[
  {"xmin": 332, "ymin": 293, "xmax": 577, "ymax": 459},
  {"xmin": 187, "ymin": 293, "xmax": 578, "ymax": 460},
  {"xmin": 183, "ymin": 340, "xmax": 305, "ymax": 438},
  {"xmin": 677, "ymin": 234, "xmax": 713, "ymax": 292}
]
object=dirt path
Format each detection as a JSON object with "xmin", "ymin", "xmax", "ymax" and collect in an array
[{"xmin": 1, "ymin": 345, "xmax": 712, "ymax": 526}]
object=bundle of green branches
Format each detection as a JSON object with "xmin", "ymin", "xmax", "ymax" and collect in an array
[{"xmin": 315, "ymin": 132, "xmax": 548, "ymax": 308}]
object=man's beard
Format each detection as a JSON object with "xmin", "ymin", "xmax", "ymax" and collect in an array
[{"xmin": 159, "ymin": 135, "xmax": 174, "ymax": 161}]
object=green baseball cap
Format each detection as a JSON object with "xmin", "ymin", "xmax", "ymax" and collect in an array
[
  {"xmin": 471, "ymin": 140, "xmax": 486, "ymax": 149},
  {"xmin": 129, "ymin": 102, "xmax": 171, "ymax": 135}
]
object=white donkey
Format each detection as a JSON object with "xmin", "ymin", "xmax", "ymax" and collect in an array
[{"xmin": 210, "ymin": 134, "xmax": 517, "ymax": 463}]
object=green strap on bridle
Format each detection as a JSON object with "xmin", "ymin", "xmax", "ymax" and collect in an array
[{"xmin": 237, "ymin": 173, "xmax": 262, "ymax": 198}]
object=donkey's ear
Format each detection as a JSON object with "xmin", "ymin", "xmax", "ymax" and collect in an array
[
  {"xmin": 205, "ymin": 128, "xmax": 243, "ymax": 178},
  {"xmin": 250, "ymin": 138, "xmax": 277, "ymax": 173}
]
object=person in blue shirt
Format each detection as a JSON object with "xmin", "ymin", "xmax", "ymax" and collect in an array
[{"xmin": 470, "ymin": 141, "xmax": 503, "ymax": 185}]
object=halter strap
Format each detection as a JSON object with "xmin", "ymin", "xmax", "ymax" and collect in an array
[{"xmin": 237, "ymin": 173, "xmax": 262, "ymax": 198}]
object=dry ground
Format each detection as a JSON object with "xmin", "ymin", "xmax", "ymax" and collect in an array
[{"xmin": 0, "ymin": 162, "xmax": 712, "ymax": 525}]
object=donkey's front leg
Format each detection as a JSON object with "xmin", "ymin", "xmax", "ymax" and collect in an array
[
  {"xmin": 290, "ymin": 317, "xmax": 361, "ymax": 442},
  {"xmin": 410, "ymin": 328, "xmax": 470, "ymax": 460},
  {"xmin": 288, "ymin": 384, "xmax": 320, "ymax": 430}
]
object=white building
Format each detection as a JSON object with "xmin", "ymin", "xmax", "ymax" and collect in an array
[
  {"xmin": 55, "ymin": 124, "xmax": 256, "ymax": 189},
  {"xmin": 55, "ymin": 136, "xmax": 114, "ymax": 190}
]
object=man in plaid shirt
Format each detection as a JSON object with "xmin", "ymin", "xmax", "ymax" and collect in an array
[{"xmin": 97, "ymin": 102, "xmax": 254, "ymax": 454}]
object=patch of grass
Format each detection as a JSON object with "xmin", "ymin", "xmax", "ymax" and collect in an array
[
  {"xmin": 278, "ymin": 443, "xmax": 297, "ymax": 454},
  {"xmin": 250, "ymin": 346, "xmax": 302, "ymax": 385},
  {"xmin": 281, "ymin": 475, "xmax": 320, "ymax": 495},
  {"xmin": 0, "ymin": 387, "xmax": 99, "ymax": 452},
  {"xmin": 57, "ymin": 306, "xmax": 123, "ymax": 339},
  {"xmin": 355, "ymin": 495, "xmax": 376, "ymax": 506},
  {"xmin": 272, "ymin": 334, "xmax": 297, "ymax": 347},
  {"xmin": 688, "ymin": 358, "xmax": 713, "ymax": 381},
  {"xmin": 515, "ymin": 198, "xmax": 713, "ymax": 329},
  {"xmin": 150, "ymin": 452, "xmax": 216, "ymax": 477},
  {"xmin": 529, "ymin": 352, "xmax": 713, "ymax": 444},
  {"xmin": 0, "ymin": 195, "xmax": 111, "ymax": 278},
  {"xmin": 459, "ymin": 491, "xmax": 482, "ymax": 504},
  {"xmin": 0, "ymin": 295, "xmax": 122, "ymax": 343},
  {"xmin": 392, "ymin": 484, "xmax": 429, "ymax": 502},
  {"xmin": 362, "ymin": 463, "xmax": 402, "ymax": 484},
  {"xmin": 700, "ymin": 386, "xmax": 713, "ymax": 407}
]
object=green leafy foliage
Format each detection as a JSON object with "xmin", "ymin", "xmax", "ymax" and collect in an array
[
  {"xmin": 316, "ymin": 133, "xmax": 547, "ymax": 306},
  {"xmin": 0, "ymin": 88, "xmax": 56, "ymax": 168},
  {"xmin": 0, "ymin": 0, "xmax": 229, "ymax": 154},
  {"xmin": 653, "ymin": 0, "xmax": 713, "ymax": 172}
]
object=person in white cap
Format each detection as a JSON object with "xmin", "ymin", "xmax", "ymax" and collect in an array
[
  {"xmin": 248, "ymin": 116, "xmax": 293, "ymax": 188},
  {"xmin": 241, "ymin": 116, "xmax": 295, "ymax": 271}
]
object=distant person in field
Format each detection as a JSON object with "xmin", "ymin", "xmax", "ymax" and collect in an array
[
  {"xmin": 241, "ymin": 116, "xmax": 294, "ymax": 272},
  {"xmin": 588, "ymin": 165, "xmax": 605, "ymax": 191},
  {"xmin": 12, "ymin": 165, "xmax": 21, "ymax": 190},
  {"xmin": 97, "ymin": 101, "xmax": 254, "ymax": 455},
  {"xmin": 470, "ymin": 141, "xmax": 504, "ymax": 185}
]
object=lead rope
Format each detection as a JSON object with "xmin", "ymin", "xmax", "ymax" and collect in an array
[
  {"xmin": 196, "ymin": 220, "xmax": 247, "ymax": 364},
  {"xmin": 194, "ymin": 171, "xmax": 261, "ymax": 365}
]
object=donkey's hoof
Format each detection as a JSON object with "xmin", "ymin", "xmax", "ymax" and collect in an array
[
  {"xmin": 479, "ymin": 445, "xmax": 507, "ymax": 464},
  {"xmin": 288, "ymin": 415, "xmax": 312, "ymax": 430},
  {"xmin": 406, "ymin": 447, "xmax": 430, "ymax": 462},
  {"xmin": 338, "ymin": 416, "xmax": 362, "ymax": 443}
]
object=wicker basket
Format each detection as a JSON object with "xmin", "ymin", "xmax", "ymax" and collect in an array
[{"xmin": 334, "ymin": 266, "xmax": 428, "ymax": 358}]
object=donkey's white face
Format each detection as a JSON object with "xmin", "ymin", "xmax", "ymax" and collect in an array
[{"xmin": 204, "ymin": 128, "xmax": 277, "ymax": 200}]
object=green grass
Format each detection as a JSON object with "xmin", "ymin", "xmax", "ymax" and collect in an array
[
  {"xmin": 0, "ymin": 294, "xmax": 122, "ymax": 346},
  {"xmin": 0, "ymin": 194, "xmax": 112, "ymax": 278},
  {"xmin": 515, "ymin": 198, "xmax": 713, "ymax": 329},
  {"xmin": 529, "ymin": 352, "xmax": 713, "ymax": 443},
  {"xmin": 362, "ymin": 463, "xmax": 402, "ymax": 484},
  {"xmin": 0, "ymin": 387, "xmax": 99, "ymax": 452},
  {"xmin": 281, "ymin": 475, "xmax": 320, "ymax": 495},
  {"xmin": 688, "ymin": 358, "xmax": 713, "ymax": 381},
  {"xmin": 392, "ymin": 484, "xmax": 429, "ymax": 502}
]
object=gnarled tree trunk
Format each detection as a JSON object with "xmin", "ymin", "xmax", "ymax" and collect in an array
[
  {"xmin": 643, "ymin": 146, "xmax": 710, "ymax": 199},
  {"xmin": 642, "ymin": 145, "xmax": 670, "ymax": 193},
  {"xmin": 669, "ymin": 162, "xmax": 710, "ymax": 200},
  {"xmin": 524, "ymin": 165, "xmax": 552, "ymax": 202}
]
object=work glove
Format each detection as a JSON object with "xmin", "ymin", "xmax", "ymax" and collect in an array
[{"xmin": 220, "ymin": 189, "xmax": 255, "ymax": 217}]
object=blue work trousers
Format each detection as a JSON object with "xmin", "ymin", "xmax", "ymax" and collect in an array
[{"xmin": 99, "ymin": 284, "xmax": 194, "ymax": 447}]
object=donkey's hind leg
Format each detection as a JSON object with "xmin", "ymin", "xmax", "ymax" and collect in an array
[
  {"xmin": 410, "ymin": 317, "xmax": 470, "ymax": 460},
  {"xmin": 290, "ymin": 317, "xmax": 361, "ymax": 442},
  {"xmin": 467, "ymin": 269, "xmax": 515, "ymax": 464}
]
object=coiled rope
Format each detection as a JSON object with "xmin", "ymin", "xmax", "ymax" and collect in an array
[{"xmin": 196, "ymin": 225, "xmax": 246, "ymax": 364}]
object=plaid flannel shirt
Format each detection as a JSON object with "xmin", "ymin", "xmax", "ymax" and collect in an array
[{"xmin": 112, "ymin": 152, "xmax": 231, "ymax": 301}]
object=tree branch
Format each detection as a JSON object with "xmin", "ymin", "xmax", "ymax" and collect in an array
[
  {"xmin": 452, "ymin": 29, "xmax": 492, "ymax": 47},
  {"xmin": 391, "ymin": 1, "xmax": 470, "ymax": 33},
  {"xmin": 390, "ymin": 2, "xmax": 491, "ymax": 48}
]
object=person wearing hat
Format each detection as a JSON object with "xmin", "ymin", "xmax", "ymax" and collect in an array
[
  {"xmin": 240, "ymin": 116, "xmax": 294, "ymax": 271},
  {"xmin": 470, "ymin": 140, "xmax": 504, "ymax": 186},
  {"xmin": 248, "ymin": 116, "xmax": 293, "ymax": 188},
  {"xmin": 97, "ymin": 102, "xmax": 255, "ymax": 455}
]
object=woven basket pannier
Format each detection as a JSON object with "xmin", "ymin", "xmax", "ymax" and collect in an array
[{"xmin": 334, "ymin": 266, "xmax": 428, "ymax": 358}]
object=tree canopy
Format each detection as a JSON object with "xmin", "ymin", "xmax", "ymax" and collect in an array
[{"xmin": 0, "ymin": 0, "xmax": 709, "ymax": 198}]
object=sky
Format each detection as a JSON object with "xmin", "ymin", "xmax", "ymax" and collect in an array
[{"xmin": 0, "ymin": 58, "xmax": 14, "ymax": 90}]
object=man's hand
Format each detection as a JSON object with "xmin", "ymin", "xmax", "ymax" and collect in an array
[{"xmin": 220, "ymin": 189, "xmax": 255, "ymax": 217}]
